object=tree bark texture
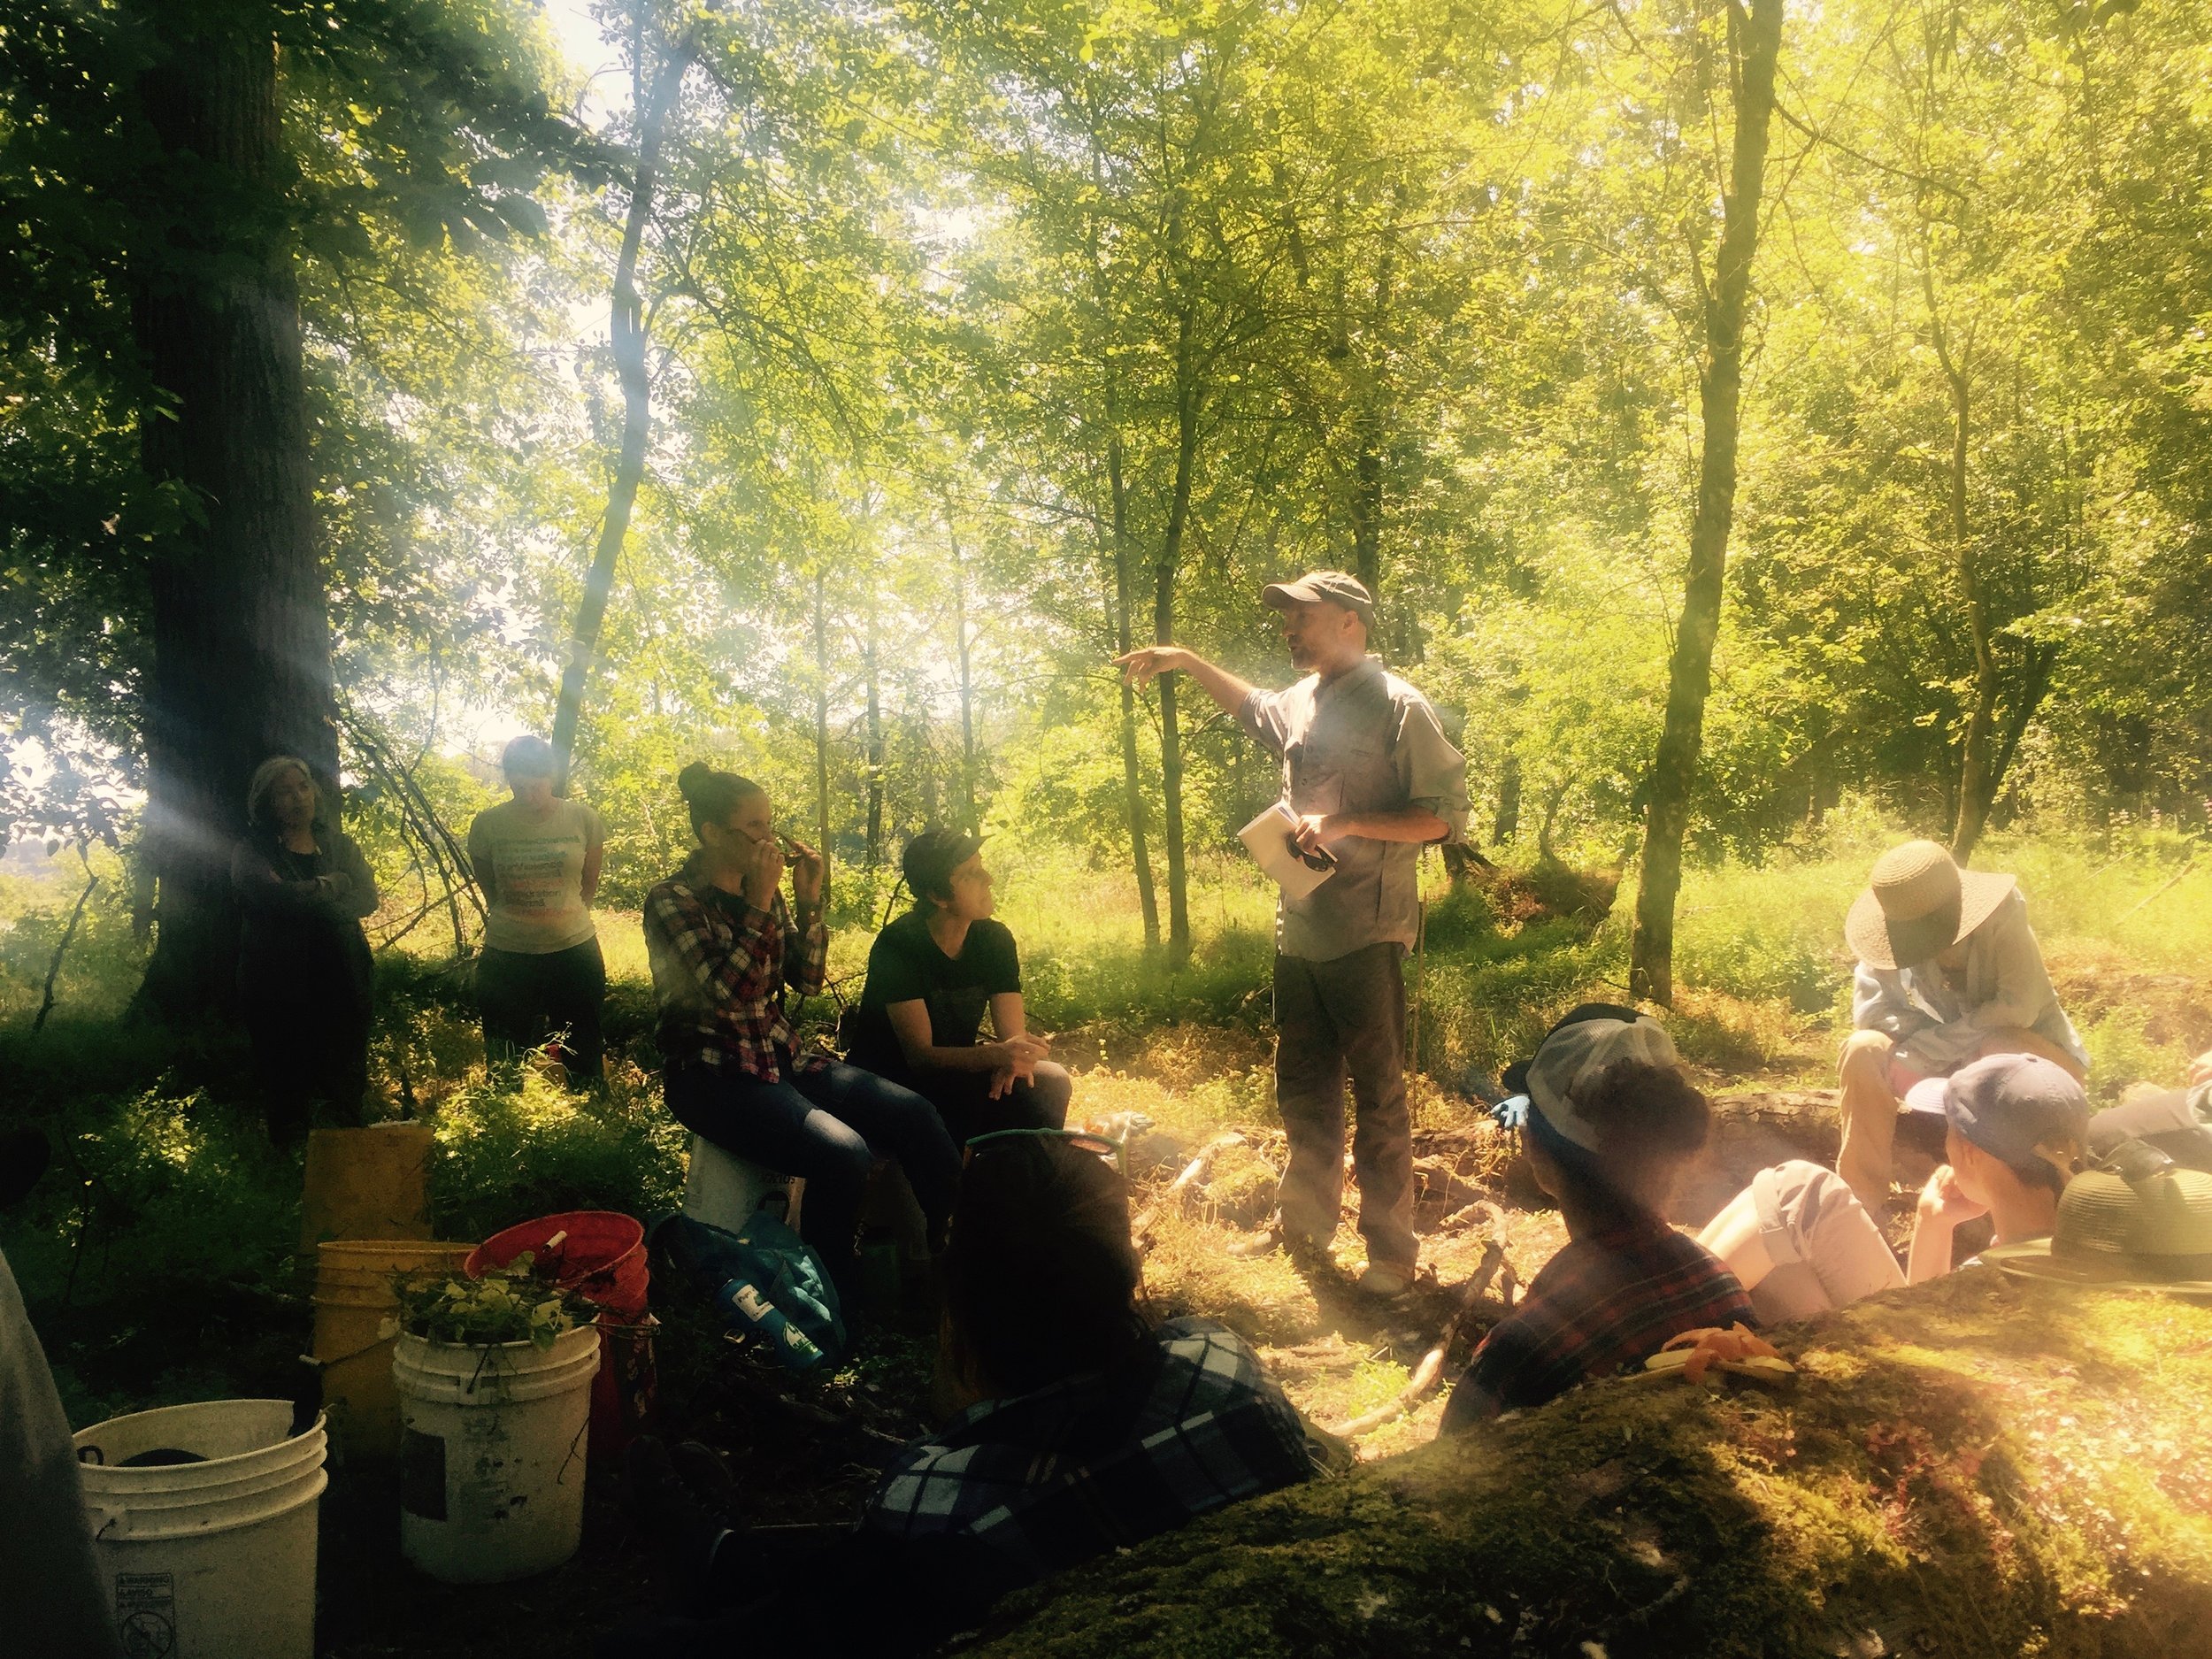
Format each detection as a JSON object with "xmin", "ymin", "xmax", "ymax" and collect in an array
[
  {"xmin": 550, "ymin": 42, "xmax": 686, "ymax": 791},
  {"xmin": 134, "ymin": 18, "xmax": 334, "ymax": 1014},
  {"xmin": 1629, "ymin": 0, "xmax": 1786, "ymax": 1007}
]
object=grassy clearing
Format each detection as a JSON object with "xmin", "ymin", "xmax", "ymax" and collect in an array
[{"xmin": 2, "ymin": 822, "xmax": 2206, "ymax": 1437}]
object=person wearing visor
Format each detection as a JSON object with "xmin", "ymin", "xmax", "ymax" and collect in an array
[
  {"xmin": 845, "ymin": 828, "xmax": 1071, "ymax": 1146},
  {"xmin": 1838, "ymin": 840, "xmax": 2086, "ymax": 1214},
  {"xmin": 1116, "ymin": 570, "xmax": 1469, "ymax": 1297},
  {"xmin": 1699, "ymin": 1051, "xmax": 2091, "ymax": 1323},
  {"xmin": 1440, "ymin": 1006, "xmax": 1753, "ymax": 1431}
]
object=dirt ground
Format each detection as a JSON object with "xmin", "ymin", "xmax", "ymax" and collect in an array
[{"xmin": 312, "ymin": 1071, "xmax": 1857, "ymax": 1657}]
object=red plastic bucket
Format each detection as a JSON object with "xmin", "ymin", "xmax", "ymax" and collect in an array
[
  {"xmin": 465, "ymin": 1210, "xmax": 649, "ymax": 1319},
  {"xmin": 465, "ymin": 1212, "xmax": 651, "ymax": 1460}
]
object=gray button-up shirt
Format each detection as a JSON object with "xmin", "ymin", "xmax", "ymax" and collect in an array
[
  {"xmin": 1238, "ymin": 657, "xmax": 1470, "ymax": 961},
  {"xmin": 1851, "ymin": 887, "xmax": 2088, "ymax": 1074}
]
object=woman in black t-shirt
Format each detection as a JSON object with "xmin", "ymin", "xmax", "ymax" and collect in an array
[
  {"xmin": 847, "ymin": 830, "xmax": 1071, "ymax": 1146},
  {"xmin": 229, "ymin": 755, "xmax": 380, "ymax": 1145}
]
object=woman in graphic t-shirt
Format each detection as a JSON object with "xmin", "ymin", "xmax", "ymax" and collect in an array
[
  {"xmin": 466, "ymin": 734, "xmax": 607, "ymax": 1088},
  {"xmin": 847, "ymin": 828, "xmax": 1071, "ymax": 1146}
]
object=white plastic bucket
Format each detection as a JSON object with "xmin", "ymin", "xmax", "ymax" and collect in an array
[
  {"xmin": 684, "ymin": 1133, "xmax": 803, "ymax": 1231},
  {"xmin": 393, "ymin": 1324, "xmax": 600, "ymax": 1583},
  {"xmin": 73, "ymin": 1399, "xmax": 327, "ymax": 1659}
]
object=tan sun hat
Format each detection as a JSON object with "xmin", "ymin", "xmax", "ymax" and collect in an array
[
  {"xmin": 1983, "ymin": 1145, "xmax": 2212, "ymax": 1297},
  {"xmin": 1843, "ymin": 839, "xmax": 2017, "ymax": 970}
]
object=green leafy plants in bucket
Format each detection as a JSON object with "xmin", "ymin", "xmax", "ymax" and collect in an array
[{"xmin": 384, "ymin": 1251, "xmax": 590, "ymax": 1349}]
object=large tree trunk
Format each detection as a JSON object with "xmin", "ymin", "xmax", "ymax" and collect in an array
[
  {"xmin": 1629, "ymin": 0, "xmax": 1786, "ymax": 1007},
  {"xmin": 134, "ymin": 17, "xmax": 333, "ymax": 1015},
  {"xmin": 549, "ymin": 39, "xmax": 686, "ymax": 791}
]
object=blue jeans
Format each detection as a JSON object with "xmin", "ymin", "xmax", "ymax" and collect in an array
[{"xmin": 664, "ymin": 1060, "xmax": 960, "ymax": 1282}]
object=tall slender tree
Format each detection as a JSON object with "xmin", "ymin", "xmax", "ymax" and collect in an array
[{"xmin": 1630, "ymin": 0, "xmax": 1787, "ymax": 1006}]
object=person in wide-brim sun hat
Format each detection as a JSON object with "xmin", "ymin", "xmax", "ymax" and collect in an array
[
  {"xmin": 1982, "ymin": 1139, "xmax": 2212, "ymax": 1298},
  {"xmin": 1832, "ymin": 839, "xmax": 2088, "ymax": 1215},
  {"xmin": 1843, "ymin": 839, "xmax": 2018, "ymax": 972}
]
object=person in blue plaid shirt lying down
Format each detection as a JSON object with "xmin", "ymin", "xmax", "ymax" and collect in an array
[{"xmin": 602, "ymin": 1131, "xmax": 1322, "ymax": 1657}]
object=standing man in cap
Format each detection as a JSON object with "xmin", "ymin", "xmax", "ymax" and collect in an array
[
  {"xmin": 1838, "ymin": 839, "xmax": 2086, "ymax": 1213},
  {"xmin": 1117, "ymin": 570, "xmax": 1470, "ymax": 1296}
]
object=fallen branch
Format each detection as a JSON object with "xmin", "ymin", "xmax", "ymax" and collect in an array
[
  {"xmin": 1327, "ymin": 1217, "xmax": 1509, "ymax": 1440},
  {"xmin": 1133, "ymin": 1130, "xmax": 1251, "ymax": 1241},
  {"xmin": 1168, "ymin": 1131, "xmax": 1247, "ymax": 1210}
]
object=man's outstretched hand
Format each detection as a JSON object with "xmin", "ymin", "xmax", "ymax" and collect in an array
[{"xmin": 1113, "ymin": 646, "xmax": 1194, "ymax": 687}]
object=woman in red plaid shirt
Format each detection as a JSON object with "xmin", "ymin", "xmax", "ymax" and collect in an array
[{"xmin": 643, "ymin": 764, "xmax": 961, "ymax": 1298}]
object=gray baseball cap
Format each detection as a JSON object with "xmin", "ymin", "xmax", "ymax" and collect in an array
[
  {"xmin": 1261, "ymin": 570, "xmax": 1375, "ymax": 628},
  {"xmin": 1515, "ymin": 1003, "xmax": 1682, "ymax": 1156}
]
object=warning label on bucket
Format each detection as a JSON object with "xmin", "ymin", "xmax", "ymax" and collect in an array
[{"xmin": 115, "ymin": 1571, "xmax": 175, "ymax": 1657}]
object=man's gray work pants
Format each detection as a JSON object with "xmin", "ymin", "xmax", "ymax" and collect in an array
[{"xmin": 1272, "ymin": 942, "xmax": 1416, "ymax": 1271}]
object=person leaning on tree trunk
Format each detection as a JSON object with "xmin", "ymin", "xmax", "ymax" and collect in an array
[
  {"xmin": 466, "ymin": 734, "xmax": 608, "ymax": 1089},
  {"xmin": 1116, "ymin": 571, "xmax": 1470, "ymax": 1298},
  {"xmin": 229, "ymin": 756, "xmax": 378, "ymax": 1147},
  {"xmin": 1835, "ymin": 839, "xmax": 2087, "ymax": 1215}
]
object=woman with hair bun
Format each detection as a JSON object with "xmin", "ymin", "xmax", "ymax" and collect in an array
[
  {"xmin": 642, "ymin": 763, "xmax": 961, "ymax": 1294},
  {"xmin": 229, "ymin": 755, "xmax": 380, "ymax": 1145}
]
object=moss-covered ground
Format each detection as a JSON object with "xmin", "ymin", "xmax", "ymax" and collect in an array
[{"xmin": 978, "ymin": 1272, "xmax": 2212, "ymax": 1658}]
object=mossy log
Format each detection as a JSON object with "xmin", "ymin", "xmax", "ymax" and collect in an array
[{"xmin": 979, "ymin": 1271, "xmax": 2212, "ymax": 1657}]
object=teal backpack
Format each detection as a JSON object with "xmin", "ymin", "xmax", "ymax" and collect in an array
[{"xmin": 653, "ymin": 1210, "xmax": 848, "ymax": 1373}]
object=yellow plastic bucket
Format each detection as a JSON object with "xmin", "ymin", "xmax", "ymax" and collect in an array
[
  {"xmin": 310, "ymin": 1240, "xmax": 474, "ymax": 1462},
  {"xmin": 299, "ymin": 1124, "xmax": 437, "ymax": 1253}
]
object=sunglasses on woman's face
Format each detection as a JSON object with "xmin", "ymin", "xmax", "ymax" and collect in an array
[{"xmin": 963, "ymin": 1126, "xmax": 1125, "ymax": 1173}]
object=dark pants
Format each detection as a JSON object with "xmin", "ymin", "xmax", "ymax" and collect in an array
[
  {"xmin": 664, "ymin": 1060, "xmax": 961, "ymax": 1287},
  {"xmin": 244, "ymin": 995, "xmax": 370, "ymax": 1146},
  {"xmin": 479, "ymin": 938, "xmax": 606, "ymax": 1087},
  {"xmin": 895, "ymin": 1060, "xmax": 1071, "ymax": 1148},
  {"xmin": 1273, "ymin": 944, "xmax": 1416, "ymax": 1270}
]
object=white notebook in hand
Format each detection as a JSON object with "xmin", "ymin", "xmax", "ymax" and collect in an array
[{"xmin": 1238, "ymin": 802, "xmax": 1336, "ymax": 900}]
